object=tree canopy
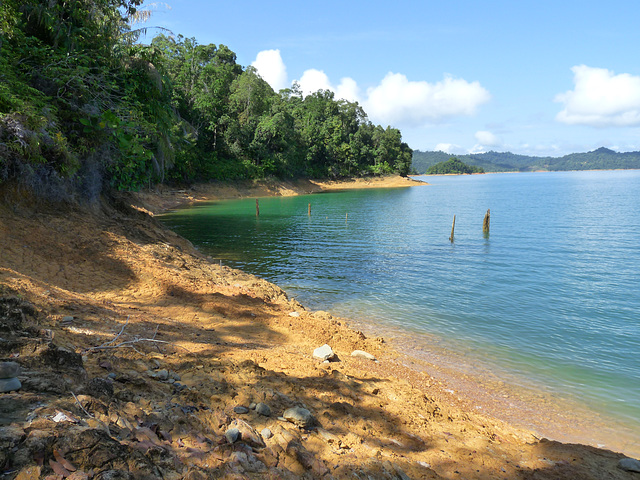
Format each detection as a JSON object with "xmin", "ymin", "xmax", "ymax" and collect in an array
[
  {"xmin": 0, "ymin": 5, "xmax": 412, "ymax": 199},
  {"xmin": 426, "ymin": 157, "xmax": 485, "ymax": 175}
]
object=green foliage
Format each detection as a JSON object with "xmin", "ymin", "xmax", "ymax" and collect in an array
[
  {"xmin": 426, "ymin": 157, "xmax": 485, "ymax": 175},
  {"xmin": 0, "ymin": 3, "xmax": 413, "ymax": 197}
]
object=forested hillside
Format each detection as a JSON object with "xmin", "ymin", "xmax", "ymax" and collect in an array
[
  {"xmin": 426, "ymin": 157, "xmax": 484, "ymax": 174},
  {"xmin": 413, "ymin": 147, "xmax": 640, "ymax": 174},
  {"xmin": 0, "ymin": 0, "xmax": 412, "ymax": 199}
]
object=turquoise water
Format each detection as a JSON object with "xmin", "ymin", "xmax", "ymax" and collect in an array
[{"xmin": 160, "ymin": 171, "xmax": 640, "ymax": 447}]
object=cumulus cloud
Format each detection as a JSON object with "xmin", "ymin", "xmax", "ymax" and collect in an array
[
  {"xmin": 255, "ymin": 50, "xmax": 491, "ymax": 126},
  {"xmin": 363, "ymin": 73, "xmax": 491, "ymax": 127},
  {"xmin": 435, "ymin": 143, "xmax": 462, "ymax": 154},
  {"xmin": 297, "ymin": 70, "xmax": 361, "ymax": 103},
  {"xmin": 475, "ymin": 130, "xmax": 501, "ymax": 147},
  {"xmin": 555, "ymin": 65, "xmax": 640, "ymax": 126},
  {"xmin": 251, "ymin": 49, "xmax": 288, "ymax": 91}
]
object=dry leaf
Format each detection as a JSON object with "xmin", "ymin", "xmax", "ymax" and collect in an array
[
  {"xmin": 53, "ymin": 449, "xmax": 77, "ymax": 472},
  {"xmin": 49, "ymin": 459, "xmax": 70, "ymax": 477}
]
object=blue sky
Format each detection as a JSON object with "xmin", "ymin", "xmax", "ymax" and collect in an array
[{"xmin": 141, "ymin": 0, "xmax": 640, "ymax": 157}]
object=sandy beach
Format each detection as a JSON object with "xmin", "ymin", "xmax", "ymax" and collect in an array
[{"xmin": 1, "ymin": 176, "xmax": 638, "ymax": 479}]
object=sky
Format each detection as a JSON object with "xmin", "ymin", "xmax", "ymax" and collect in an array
[{"xmin": 140, "ymin": 0, "xmax": 640, "ymax": 157}]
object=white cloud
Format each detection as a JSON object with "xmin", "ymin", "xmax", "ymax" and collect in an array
[
  {"xmin": 555, "ymin": 65, "xmax": 640, "ymax": 126},
  {"xmin": 291, "ymin": 68, "xmax": 490, "ymax": 127},
  {"xmin": 251, "ymin": 49, "xmax": 288, "ymax": 91},
  {"xmin": 435, "ymin": 143, "xmax": 462, "ymax": 154},
  {"xmin": 297, "ymin": 69, "xmax": 361, "ymax": 103},
  {"xmin": 363, "ymin": 73, "xmax": 491, "ymax": 127},
  {"xmin": 475, "ymin": 130, "xmax": 501, "ymax": 147}
]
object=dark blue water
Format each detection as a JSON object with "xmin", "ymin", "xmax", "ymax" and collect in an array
[{"xmin": 160, "ymin": 171, "xmax": 640, "ymax": 449}]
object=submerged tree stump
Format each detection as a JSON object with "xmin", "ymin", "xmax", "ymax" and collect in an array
[
  {"xmin": 449, "ymin": 215, "xmax": 456, "ymax": 242},
  {"xmin": 483, "ymin": 209, "xmax": 490, "ymax": 234}
]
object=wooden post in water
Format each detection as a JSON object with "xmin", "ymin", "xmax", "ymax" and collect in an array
[
  {"xmin": 449, "ymin": 215, "xmax": 456, "ymax": 242},
  {"xmin": 256, "ymin": 199, "xmax": 259, "ymax": 217},
  {"xmin": 483, "ymin": 209, "xmax": 490, "ymax": 235},
  {"xmin": 308, "ymin": 203, "xmax": 311, "ymax": 216}
]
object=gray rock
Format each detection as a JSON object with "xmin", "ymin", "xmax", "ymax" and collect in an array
[
  {"xmin": 261, "ymin": 428, "xmax": 272, "ymax": 439},
  {"xmin": 0, "ymin": 377, "xmax": 21, "ymax": 393},
  {"xmin": 619, "ymin": 457, "xmax": 640, "ymax": 473},
  {"xmin": 313, "ymin": 344, "xmax": 335, "ymax": 361},
  {"xmin": 249, "ymin": 402, "xmax": 257, "ymax": 410},
  {"xmin": 283, "ymin": 406, "xmax": 316, "ymax": 429},
  {"xmin": 233, "ymin": 406, "xmax": 249, "ymax": 414},
  {"xmin": 351, "ymin": 350, "xmax": 376, "ymax": 361},
  {"xmin": 169, "ymin": 371, "xmax": 181, "ymax": 381},
  {"xmin": 230, "ymin": 419, "xmax": 265, "ymax": 448},
  {"xmin": 225, "ymin": 428, "xmax": 240, "ymax": 444},
  {"xmin": 155, "ymin": 369, "xmax": 169, "ymax": 381},
  {"xmin": 255, "ymin": 402, "xmax": 271, "ymax": 416},
  {"xmin": 0, "ymin": 362, "xmax": 20, "ymax": 379}
]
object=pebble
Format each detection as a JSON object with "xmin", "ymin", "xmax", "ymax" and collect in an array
[
  {"xmin": 261, "ymin": 428, "xmax": 273, "ymax": 439},
  {"xmin": 282, "ymin": 406, "xmax": 316, "ymax": 429},
  {"xmin": 288, "ymin": 312, "xmax": 300, "ymax": 317},
  {"xmin": 156, "ymin": 369, "xmax": 169, "ymax": 381},
  {"xmin": 619, "ymin": 457, "xmax": 640, "ymax": 473},
  {"xmin": 255, "ymin": 402, "xmax": 271, "ymax": 416},
  {"xmin": 249, "ymin": 402, "xmax": 257, "ymax": 410},
  {"xmin": 225, "ymin": 428, "xmax": 240, "ymax": 444},
  {"xmin": 313, "ymin": 344, "xmax": 335, "ymax": 361},
  {"xmin": 351, "ymin": 350, "xmax": 376, "ymax": 361},
  {"xmin": 0, "ymin": 377, "xmax": 21, "ymax": 393},
  {"xmin": 0, "ymin": 361, "xmax": 20, "ymax": 379},
  {"xmin": 233, "ymin": 406, "xmax": 249, "ymax": 414}
]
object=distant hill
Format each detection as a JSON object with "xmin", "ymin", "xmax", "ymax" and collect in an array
[{"xmin": 412, "ymin": 147, "xmax": 640, "ymax": 174}]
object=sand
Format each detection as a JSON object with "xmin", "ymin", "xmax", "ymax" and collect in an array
[{"xmin": 0, "ymin": 176, "xmax": 638, "ymax": 479}]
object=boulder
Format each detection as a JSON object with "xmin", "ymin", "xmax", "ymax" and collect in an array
[
  {"xmin": 0, "ymin": 362, "xmax": 20, "ymax": 379},
  {"xmin": 619, "ymin": 457, "xmax": 640, "ymax": 473}
]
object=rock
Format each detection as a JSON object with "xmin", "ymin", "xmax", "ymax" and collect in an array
[
  {"xmin": 313, "ymin": 344, "xmax": 335, "ymax": 361},
  {"xmin": 288, "ymin": 312, "xmax": 300, "ymax": 317},
  {"xmin": 283, "ymin": 407, "xmax": 316, "ymax": 429},
  {"xmin": 225, "ymin": 428, "xmax": 240, "ymax": 444},
  {"xmin": 230, "ymin": 419, "xmax": 265, "ymax": 448},
  {"xmin": 249, "ymin": 402, "xmax": 257, "ymax": 410},
  {"xmin": 233, "ymin": 406, "xmax": 249, "ymax": 414},
  {"xmin": 351, "ymin": 350, "xmax": 376, "ymax": 361},
  {"xmin": 261, "ymin": 428, "xmax": 272, "ymax": 440},
  {"xmin": 619, "ymin": 457, "xmax": 640, "ymax": 473},
  {"xmin": 0, "ymin": 377, "xmax": 21, "ymax": 393},
  {"xmin": 155, "ymin": 369, "xmax": 169, "ymax": 381},
  {"xmin": 0, "ymin": 361, "xmax": 20, "ymax": 379},
  {"xmin": 255, "ymin": 403, "xmax": 271, "ymax": 416},
  {"xmin": 316, "ymin": 428, "xmax": 339, "ymax": 444}
]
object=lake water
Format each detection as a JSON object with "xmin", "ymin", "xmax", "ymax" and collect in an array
[{"xmin": 160, "ymin": 171, "xmax": 640, "ymax": 453}]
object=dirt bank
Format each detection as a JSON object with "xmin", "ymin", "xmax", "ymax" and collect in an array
[{"xmin": 0, "ymin": 180, "xmax": 638, "ymax": 479}]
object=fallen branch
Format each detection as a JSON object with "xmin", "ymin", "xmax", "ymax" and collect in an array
[{"xmin": 83, "ymin": 317, "xmax": 192, "ymax": 355}]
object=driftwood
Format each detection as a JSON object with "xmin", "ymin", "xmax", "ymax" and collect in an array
[{"xmin": 84, "ymin": 317, "xmax": 192, "ymax": 355}]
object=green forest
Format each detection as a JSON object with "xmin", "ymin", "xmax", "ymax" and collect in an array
[
  {"xmin": 426, "ymin": 157, "xmax": 484, "ymax": 175},
  {"xmin": 0, "ymin": 0, "xmax": 412, "ymax": 199},
  {"xmin": 413, "ymin": 147, "xmax": 640, "ymax": 174}
]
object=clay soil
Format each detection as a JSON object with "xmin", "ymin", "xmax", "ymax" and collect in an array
[{"xmin": 0, "ymin": 177, "xmax": 637, "ymax": 479}]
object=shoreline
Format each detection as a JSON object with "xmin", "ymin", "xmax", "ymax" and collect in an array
[
  {"xmin": 1, "ymin": 176, "xmax": 638, "ymax": 478},
  {"xmin": 149, "ymin": 175, "xmax": 639, "ymax": 457}
]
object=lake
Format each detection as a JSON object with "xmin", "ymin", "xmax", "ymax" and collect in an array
[{"xmin": 160, "ymin": 170, "xmax": 640, "ymax": 454}]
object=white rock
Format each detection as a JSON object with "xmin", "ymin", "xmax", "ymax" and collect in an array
[
  {"xmin": 351, "ymin": 350, "xmax": 376, "ymax": 361},
  {"xmin": 313, "ymin": 344, "xmax": 335, "ymax": 361},
  {"xmin": 289, "ymin": 312, "xmax": 300, "ymax": 317}
]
